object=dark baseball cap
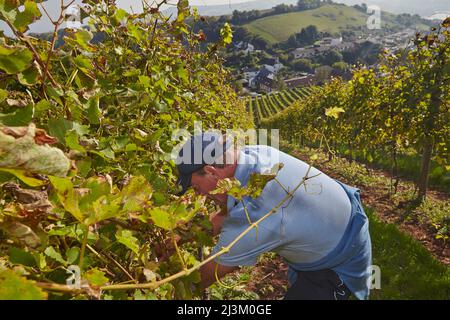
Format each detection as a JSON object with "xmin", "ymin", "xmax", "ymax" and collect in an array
[{"xmin": 175, "ymin": 132, "xmax": 232, "ymax": 195}]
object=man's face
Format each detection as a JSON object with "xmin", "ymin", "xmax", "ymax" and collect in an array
[{"xmin": 190, "ymin": 166, "xmax": 228, "ymax": 206}]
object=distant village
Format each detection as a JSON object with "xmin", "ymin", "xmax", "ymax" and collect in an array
[{"xmin": 233, "ymin": 28, "xmax": 418, "ymax": 96}]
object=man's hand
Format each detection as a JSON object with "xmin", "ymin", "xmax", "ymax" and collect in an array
[
  {"xmin": 200, "ymin": 260, "xmax": 239, "ymax": 290},
  {"xmin": 210, "ymin": 208, "xmax": 227, "ymax": 236}
]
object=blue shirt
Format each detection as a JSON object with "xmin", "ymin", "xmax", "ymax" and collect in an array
[{"xmin": 211, "ymin": 145, "xmax": 372, "ymax": 300}]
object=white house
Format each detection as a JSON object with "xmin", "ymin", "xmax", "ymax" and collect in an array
[
  {"xmin": 262, "ymin": 62, "xmax": 284, "ymax": 74},
  {"xmin": 242, "ymin": 43, "xmax": 255, "ymax": 54},
  {"xmin": 243, "ymin": 67, "xmax": 259, "ymax": 81},
  {"xmin": 318, "ymin": 36, "xmax": 343, "ymax": 47},
  {"xmin": 235, "ymin": 41, "xmax": 255, "ymax": 54}
]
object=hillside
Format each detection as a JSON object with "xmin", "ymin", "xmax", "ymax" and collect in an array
[{"xmin": 244, "ymin": 3, "xmax": 421, "ymax": 43}]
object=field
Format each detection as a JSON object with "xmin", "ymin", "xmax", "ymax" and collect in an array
[
  {"xmin": 245, "ymin": 4, "xmax": 369, "ymax": 43},
  {"xmin": 246, "ymin": 87, "xmax": 314, "ymax": 125}
]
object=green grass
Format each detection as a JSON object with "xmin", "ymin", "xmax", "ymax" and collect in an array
[
  {"xmin": 245, "ymin": 4, "xmax": 369, "ymax": 44},
  {"xmin": 367, "ymin": 208, "xmax": 450, "ymax": 300},
  {"xmin": 244, "ymin": 4, "xmax": 408, "ymax": 44}
]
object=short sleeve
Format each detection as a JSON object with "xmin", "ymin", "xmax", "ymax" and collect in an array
[{"xmin": 211, "ymin": 215, "xmax": 281, "ymax": 267}]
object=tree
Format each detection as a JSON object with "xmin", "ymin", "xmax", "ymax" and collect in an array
[
  {"xmin": 404, "ymin": 30, "xmax": 449, "ymax": 199},
  {"xmin": 332, "ymin": 61, "xmax": 349, "ymax": 71},
  {"xmin": 297, "ymin": 0, "xmax": 322, "ymax": 11},
  {"xmin": 252, "ymin": 35, "xmax": 269, "ymax": 50},
  {"xmin": 274, "ymin": 4, "xmax": 290, "ymax": 14},
  {"xmin": 233, "ymin": 26, "xmax": 252, "ymax": 43},
  {"xmin": 284, "ymin": 25, "xmax": 320, "ymax": 49},
  {"xmin": 293, "ymin": 58, "xmax": 314, "ymax": 72},
  {"xmin": 321, "ymin": 49, "xmax": 343, "ymax": 66},
  {"xmin": 287, "ymin": 34, "xmax": 299, "ymax": 48}
]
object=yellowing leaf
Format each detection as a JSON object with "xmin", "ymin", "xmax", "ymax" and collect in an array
[
  {"xmin": 49, "ymin": 176, "xmax": 85, "ymax": 223},
  {"xmin": 325, "ymin": 107, "xmax": 345, "ymax": 119},
  {"xmin": 85, "ymin": 268, "xmax": 109, "ymax": 287},
  {"xmin": 0, "ymin": 168, "xmax": 45, "ymax": 187},
  {"xmin": 220, "ymin": 22, "xmax": 233, "ymax": 46},
  {"xmin": 442, "ymin": 16, "xmax": 450, "ymax": 27}
]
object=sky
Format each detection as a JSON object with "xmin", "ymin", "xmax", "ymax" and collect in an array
[{"xmin": 0, "ymin": 0, "xmax": 448, "ymax": 36}]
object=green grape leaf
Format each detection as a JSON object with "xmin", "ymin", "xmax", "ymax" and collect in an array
[
  {"xmin": 44, "ymin": 246, "xmax": 67, "ymax": 265},
  {"xmin": 0, "ymin": 103, "xmax": 33, "ymax": 126},
  {"xmin": 0, "ymin": 88, "xmax": 7, "ymax": 102},
  {"xmin": 86, "ymin": 95, "xmax": 101, "ymax": 125},
  {"xmin": 12, "ymin": 0, "xmax": 42, "ymax": 33},
  {"xmin": 115, "ymin": 229, "xmax": 140, "ymax": 254},
  {"xmin": 0, "ymin": 45, "xmax": 33, "ymax": 74},
  {"xmin": 0, "ymin": 270, "xmax": 47, "ymax": 300},
  {"xmin": 48, "ymin": 118, "xmax": 89, "ymax": 146},
  {"xmin": 148, "ymin": 208, "xmax": 172, "ymax": 230},
  {"xmin": 8, "ymin": 247, "xmax": 36, "ymax": 267},
  {"xmin": 34, "ymin": 100, "xmax": 51, "ymax": 118},
  {"xmin": 18, "ymin": 64, "xmax": 39, "ymax": 86},
  {"xmin": 65, "ymin": 130, "xmax": 86, "ymax": 153},
  {"xmin": 66, "ymin": 247, "xmax": 80, "ymax": 265}
]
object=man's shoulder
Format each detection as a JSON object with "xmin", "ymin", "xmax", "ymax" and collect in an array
[
  {"xmin": 243, "ymin": 145, "xmax": 280, "ymax": 153},
  {"xmin": 240, "ymin": 145, "xmax": 285, "ymax": 164}
]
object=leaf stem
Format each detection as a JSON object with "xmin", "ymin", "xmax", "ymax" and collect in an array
[{"xmin": 78, "ymin": 227, "xmax": 89, "ymax": 271}]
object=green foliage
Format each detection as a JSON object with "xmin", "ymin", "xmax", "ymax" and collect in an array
[
  {"xmin": 0, "ymin": 45, "xmax": 33, "ymax": 74},
  {"xmin": 262, "ymin": 26, "xmax": 449, "ymax": 197},
  {"xmin": 0, "ymin": 0, "xmax": 252, "ymax": 299},
  {"xmin": 0, "ymin": 269, "xmax": 47, "ymax": 300}
]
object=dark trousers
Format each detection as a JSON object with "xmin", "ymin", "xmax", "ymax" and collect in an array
[{"xmin": 284, "ymin": 269, "xmax": 352, "ymax": 300}]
